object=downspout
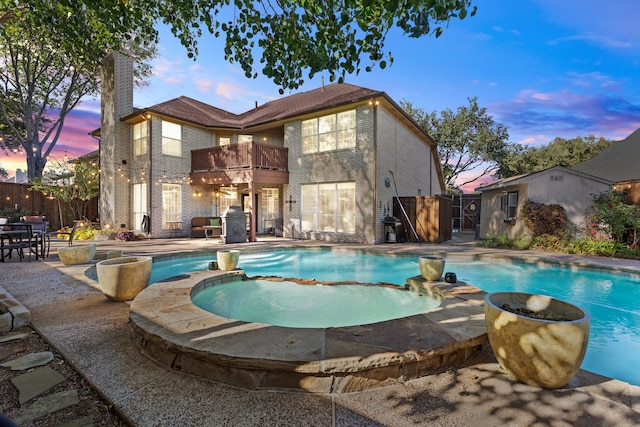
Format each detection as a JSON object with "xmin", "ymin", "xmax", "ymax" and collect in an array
[
  {"xmin": 147, "ymin": 115, "xmax": 152, "ymax": 236},
  {"xmin": 371, "ymin": 99, "xmax": 378, "ymax": 244}
]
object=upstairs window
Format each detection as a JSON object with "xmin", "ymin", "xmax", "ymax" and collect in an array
[
  {"xmin": 302, "ymin": 110, "xmax": 356, "ymax": 154},
  {"xmin": 218, "ymin": 136, "xmax": 231, "ymax": 146},
  {"xmin": 238, "ymin": 135, "xmax": 253, "ymax": 143},
  {"xmin": 162, "ymin": 120, "xmax": 182, "ymax": 157},
  {"xmin": 133, "ymin": 122, "xmax": 148, "ymax": 156}
]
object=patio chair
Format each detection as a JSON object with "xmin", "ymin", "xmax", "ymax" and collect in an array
[
  {"xmin": 54, "ymin": 221, "xmax": 79, "ymax": 246},
  {"xmin": 22, "ymin": 220, "xmax": 50, "ymax": 258}
]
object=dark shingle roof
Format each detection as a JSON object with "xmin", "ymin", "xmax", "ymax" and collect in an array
[
  {"xmin": 237, "ymin": 83, "xmax": 382, "ymax": 126},
  {"xmin": 131, "ymin": 83, "xmax": 383, "ymax": 129},
  {"xmin": 572, "ymin": 128, "xmax": 640, "ymax": 181}
]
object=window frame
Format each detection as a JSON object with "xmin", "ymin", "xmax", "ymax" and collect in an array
[
  {"xmin": 161, "ymin": 183, "xmax": 182, "ymax": 229},
  {"xmin": 501, "ymin": 191, "xmax": 519, "ymax": 220},
  {"xmin": 133, "ymin": 121, "xmax": 148, "ymax": 156},
  {"xmin": 301, "ymin": 109, "xmax": 356, "ymax": 154},
  {"xmin": 301, "ymin": 182, "xmax": 355, "ymax": 233},
  {"xmin": 161, "ymin": 120, "xmax": 182, "ymax": 157}
]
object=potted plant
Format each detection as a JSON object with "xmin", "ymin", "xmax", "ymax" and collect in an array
[{"xmin": 484, "ymin": 292, "xmax": 590, "ymax": 389}]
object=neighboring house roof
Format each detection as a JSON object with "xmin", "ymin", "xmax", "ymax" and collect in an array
[
  {"xmin": 475, "ymin": 166, "xmax": 613, "ymax": 192},
  {"xmin": 572, "ymin": 128, "xmax": 640, "ymax": 182}
]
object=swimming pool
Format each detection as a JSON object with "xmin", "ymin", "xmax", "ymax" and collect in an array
[{"xmin": 150, "ymin": 248, "xmax": 640, "ymax": 386}]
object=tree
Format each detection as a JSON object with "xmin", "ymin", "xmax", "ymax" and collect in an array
[
  {"xmin": 403, "ymin": 97, "xmax": 511, "ymax": 193},
  {"xmin": 0, "ymin": 4, "xmax": 154, "ymax": 179},
  {"xmin": 29, "ymin": 158, "xmax": 100, "ymax": 225},
  {"xmin": 2, "ymin": 0, "xmax": 476, "ymax": 93},
  {"xmin": 494, "ymin": 136, "xmax": 613, "ymax": 178}
]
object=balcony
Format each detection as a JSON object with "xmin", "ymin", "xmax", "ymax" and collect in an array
[{"xmin": 190, "ymin": 142, "xmax": 289, "ymax": 185}]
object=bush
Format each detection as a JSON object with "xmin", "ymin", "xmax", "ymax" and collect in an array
[
  {"xmin": 520, "ymin": 199, "xmax": 568, "ymax": 238},
  {"xmin": 116, "ymin": 231, "xmax": 137, "ymax": 241}
]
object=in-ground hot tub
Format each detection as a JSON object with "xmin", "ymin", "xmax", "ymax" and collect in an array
[{"xmin": 129, "ymin": 269, "xmax": 487, "ymax": 393}]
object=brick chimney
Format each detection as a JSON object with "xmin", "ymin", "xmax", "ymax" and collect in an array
[{"xmin": 99, "ymin": 51, "xmax": 134, "ymax": 228}]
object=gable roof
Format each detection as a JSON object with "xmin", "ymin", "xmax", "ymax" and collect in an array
[
  {"xmin": 475, "ymin": 165, "xmax": 612, "ymax": 192},
  {"xmin": 122, "ymin": 83, "xmax": 384, "ymax": 129},
  {"xmin": 571, "ymin": 128, "xmax": 640, "ymax": 182}
]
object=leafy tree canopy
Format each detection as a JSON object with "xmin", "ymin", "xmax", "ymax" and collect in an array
[
  {"xmin": 2, "ymin": 0, "xmax": 476, "ymax": 93},
  {"xmin": 0, "ymin": 2, "xmax": 154, "ymax": 178},
  {"xmin": 494, "ymin": 135, "xmax": 612, "ymax": 179},
  {"xmin": 403, "ymin": 97, "xmax": 511, "ymax": 193}
]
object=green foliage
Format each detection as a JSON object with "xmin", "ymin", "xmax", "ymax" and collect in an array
[
  {"xmin": 520, "ymin": 199, "xmax": 568, "ymax": 238},
  {"xmin": 0, "ymin": 206, "xmax": 30, "ymax": 222},
  {"xmin": 3, "ymin": 0, "xmax": 475, "ymax": 93},
  {"xmin": 479, "ymin": 234, "xmax": 640, "ymax": 259},
  {"xmin": 29, "ymin": 158, "xmax": 99, "ymax": 221},
  {"xmin": 495, "ymin": 136, "xmax": 612, "ymax": 179},
  {"xmin": 477, "ymin": 234, "xmax": 533, "ymax": 250},
  {"xmin": 402, "ymin": 97, "xmax": 511, "ymax": 193},
  {"xmin": 586, "ymin": 191, "xmax": 640, "ymax": 247},
  {"xmin": 0, "ymin": 3, "xmax": 154, "ymax": 178}
]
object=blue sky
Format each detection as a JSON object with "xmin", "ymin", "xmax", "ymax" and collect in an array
[{"xmin": 4, "ymin": 0, "xmax": 640, "ymax": 189}]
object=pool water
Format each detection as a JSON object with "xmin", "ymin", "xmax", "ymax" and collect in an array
[
  {"xmin": 192, "ymin": 280, "xmax": 441, "ymax": 328},
  {"xmin": 150, "ymin": 248, "xmax": 640, "ymax": 386}
]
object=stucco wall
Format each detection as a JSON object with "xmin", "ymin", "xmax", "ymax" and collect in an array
[{"xmin": 479, "ymin": 169, "xmax": 612, "ymax": 238}]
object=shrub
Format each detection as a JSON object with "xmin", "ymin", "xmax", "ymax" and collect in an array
[
  {"xmin": 587, "ymin": 191, "xmax": 640, "ymax": 248},
  {"xmin": 116, "ymin": 231, "xmax": 137, "ymax": 241},
  {"xmin": 520, "ymin": 199, "xmax": 568, "ymax": 238}
]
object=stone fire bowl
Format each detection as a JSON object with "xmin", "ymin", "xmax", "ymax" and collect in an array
[{"xmin": 484, "ymin": 292, "xmax": 590, "ymax": 389}]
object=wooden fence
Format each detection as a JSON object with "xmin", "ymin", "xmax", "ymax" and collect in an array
[{"xmin": 0, "ymin": 182, "xmax": 98, "ymax": 230}]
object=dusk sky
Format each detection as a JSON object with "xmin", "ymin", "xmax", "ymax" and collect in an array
[{"xmin": 3, "ymin": 0, "xmax": 639, "ymax": 192}]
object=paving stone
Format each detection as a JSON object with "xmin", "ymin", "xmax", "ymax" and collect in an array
[
  {"xmin": 10, "ymin": 366, "xmax": 66, "ymax": 404},
  {"xmin": 0, "ymin": 332, "xmax": 28, "ymax": 344},
  {"xmin": 0, "ymin": 351, "xmax": 53, "ymax": 370},
  {"xmin": 12, "ymin": 389, "xmax": 79, "ymax": 425}
]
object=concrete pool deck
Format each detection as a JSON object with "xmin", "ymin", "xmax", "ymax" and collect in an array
[{"xmin": 1, "ymin": 235, "xmax": 640, "ymax": 426}]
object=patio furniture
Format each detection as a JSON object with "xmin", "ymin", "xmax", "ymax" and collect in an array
[
  {"xmin": 0, "ymin": 223, "xmax": 37, "ymax": 262},
  {"xmin": 54, "ymin": 221, "xmax": 79, "ymax": 245},
  {"xmin": 21, "ymin": 220, "xmax": 51, "ymax": 258}
]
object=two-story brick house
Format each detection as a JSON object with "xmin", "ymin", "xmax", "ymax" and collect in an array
[{"xmin": 98, "ymin": 52, "xmax": 445, "ymax": 244}]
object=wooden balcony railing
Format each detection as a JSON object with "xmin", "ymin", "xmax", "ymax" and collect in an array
[{"xmin": 191, "ymin": 142, "xmax": 288, "ymax": 172}]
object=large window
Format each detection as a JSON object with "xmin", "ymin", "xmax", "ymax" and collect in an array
[
  {"xmin": 220, "ymin": 186, "xmax": 238, "ymax": 215},
  {"xmin": 302, "ymin": 110, "xmax": 356, "ymax": 154},
  {"xmin": 162, "ymin": 184, "xmax": 181, "ymax": 229},
  {"xmin": 301, "ymin": 182, "xmax": 355, "ymax": 233},
  {"xmin": 132, "ymin": 183, "xmax": 147, "ymax": 231},
  {"xmin": 162, "ymin": 120, "xmax": 182, "ymax": 157},
  {"xmin": 133, "ymin": 122, "xmax": 148, "ymax": 156}
]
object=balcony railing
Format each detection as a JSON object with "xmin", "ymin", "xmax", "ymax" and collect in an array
[{"xmin": 191, "ymin": 142, "xmax": 288, "ymax": 172}]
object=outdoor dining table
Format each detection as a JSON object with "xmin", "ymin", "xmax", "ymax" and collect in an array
[{"xmin": 0, "ymin": 223, "xmax": 43, "ymax": 262}]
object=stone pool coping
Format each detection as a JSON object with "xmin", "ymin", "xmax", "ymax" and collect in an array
[{"xmin": 129, "ymin": 269, "xmax": 488, "ymax": 393}]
